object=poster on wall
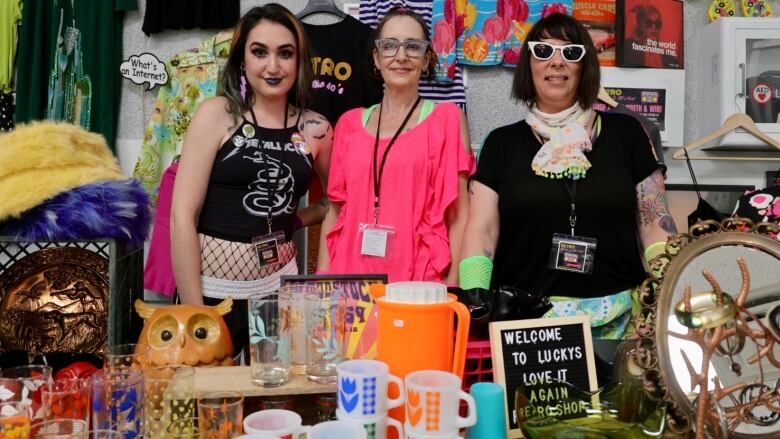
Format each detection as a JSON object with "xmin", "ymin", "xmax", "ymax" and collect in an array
[
  {"xmin": 604, "ymin": 87, "xmax": 666, "ymax": 130},
  {"xmin": 600, "ymin": 66, "xmax": 684, "ymax": 146},
  {"xmin": 573, "ymin": 0, "xmax": 617, "ymax": 67},
  {"xmin": 616, "ymin": 0, "xmax": 683, "ymax": 69}
]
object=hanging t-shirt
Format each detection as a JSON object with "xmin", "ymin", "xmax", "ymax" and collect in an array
[
  {"xmin": 359, "ymin": 0, "xmax": 467, "ymax": 108},
  {"xmin": 0, "ymin": 0, "xmax": 22, "ymax": 92},
  {"xmin": 303, "ymin": 16, "xmax": 383, "ymax": 127},
  {"xmin": 14, "ymin": 0, "xmax": 137, "ymax": 151},
  {"xmin": 142, "ymin": 0, "xmax": 239, "ymax": 35}
]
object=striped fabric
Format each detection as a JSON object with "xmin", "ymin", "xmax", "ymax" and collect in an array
[{"xmin": 359, "ymin": 0, "xmax": 467, "ymax": 109}]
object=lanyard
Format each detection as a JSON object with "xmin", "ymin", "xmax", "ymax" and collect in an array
[
  {"xmin": 564, "ymin": 180, "xmax": 577, "ymax": 235},
  {"xmin": 249, "ymin": 105, "xmax": 288, "ymax": 233},
  {"xmin": 372, "ymin": 95, "xmax": 422, "ymax": 224}
]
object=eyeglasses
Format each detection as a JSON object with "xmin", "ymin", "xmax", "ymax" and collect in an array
[
  {"xmin": 375, "ymin": 38, "xmax": 429, "ymax": 58},
  {"xmin": 527, "ymin": 42, "xmax": 587, "ymax": 62},
  {"xmin": 642, "ymin": 18, "xmax": 662, "ymax": 29}
]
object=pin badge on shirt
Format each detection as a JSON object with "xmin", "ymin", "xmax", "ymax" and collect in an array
[
  {"xmin": 232, "ymin": 135, "xmax": 245, "ymax": 147},
  {"xmin": 291, "ymin": 132, "xmax": 309, "ymax": 154},
  {"xmin": 242, "ymin": 124, "xmax": 256, "ymax": 138}
]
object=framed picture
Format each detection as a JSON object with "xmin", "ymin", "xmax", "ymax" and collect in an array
[
  {"xmin": 343, "ymin": 3, "xmax": 360, "ymax": 18},
  {"xmin": 600, "ymin": 66, "xmax": 685, "ymax": 147},
  {"xmin": 616, "ymin": 0, "xmax": 683, "ymax": 69},
  {"xmin": 280, "ymin": 274, "xmax": 387, "ymax": 360},
  {"xmin": 665, "ymin": 184, "xmax": 755, "ymax": 232}
]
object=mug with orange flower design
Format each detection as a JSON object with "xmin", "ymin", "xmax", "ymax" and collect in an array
[
  {"xmin": 403, "ymin": 370, "xmax": 476, "ymax": 436},
  {"xmin": 197, "ymin": 391, "xmax": 244, "ymax": 439}
]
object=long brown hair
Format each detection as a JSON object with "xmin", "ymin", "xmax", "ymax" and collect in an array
[{"xmin": 221, "ymin": 3, "xmax": 313, "ymax": 120}]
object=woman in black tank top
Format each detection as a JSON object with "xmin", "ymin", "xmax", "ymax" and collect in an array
[{"xmin": 170, "ymin": 4, "xmax": 333, "ymax": 353}]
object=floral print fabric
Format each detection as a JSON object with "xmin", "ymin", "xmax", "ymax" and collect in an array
[
  {"xmin": 543, "ymin": 289, "xmax": 634, "ymax": 339},
  {"xmin": 132, "ymin": 35, "xmax": 230, "ymax": 206},
  {"xmin": 431, "ymin": 0, "xmax": 573, "ymax": 76}
]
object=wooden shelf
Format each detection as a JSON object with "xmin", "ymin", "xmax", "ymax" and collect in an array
[{"xmin": 193, "ymin": 366, "xmax": 335, "ymax": 397}]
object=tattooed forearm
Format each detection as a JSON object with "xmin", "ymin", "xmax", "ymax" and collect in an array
[
  {"xmin": 637, "ymin": 170, "xmax": 677, "ymax": 234},
  {"xmin": 482, "ymin": 249, "xmax": 493, "ymax": 259}
]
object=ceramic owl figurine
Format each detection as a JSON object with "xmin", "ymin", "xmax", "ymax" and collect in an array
[{"xmin": 134, "ymin": 299, "xmax": 234, "ymax": 367}]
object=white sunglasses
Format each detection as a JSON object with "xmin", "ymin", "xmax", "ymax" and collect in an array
[{"xmin": 527, "ymin": 42, "xmax": 587, "ymax": 62}]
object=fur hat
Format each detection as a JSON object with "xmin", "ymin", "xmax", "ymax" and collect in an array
[{"xmin": 0, "ymin": 121, "xmax": 125, "ymax": 221}]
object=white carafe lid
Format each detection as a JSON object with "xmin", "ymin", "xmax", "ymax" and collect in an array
[{"xmin": 385, "ymin": 281, "xmax": 448, "ymax": 304}]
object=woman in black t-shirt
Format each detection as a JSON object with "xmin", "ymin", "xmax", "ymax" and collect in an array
[
  {"xmin": 171, "ymin": 4, "xmax": 332, "ymax": 351},
  {"xmin": 459, "ymin": 14, "xmax": 675, "ymax": 339}
]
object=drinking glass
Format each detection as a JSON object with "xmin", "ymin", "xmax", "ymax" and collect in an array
[
  {"xmin": 198, "ymin": 391, "xmax": 244, "ymax": 438},
  {"xmin": 166, "ymin": 418, "xmax": 199, "ymax": 438},
  {"xmin": 88, "ymin": 431, "xmax": 122, "ymax": 439},
  {"xmin": 103, "ymin": 344, "xmax": 150, "ymax": 370},
  {"xmin": 279, "ymin": 284, "xmax": 317, "ymax": 374},
  {"xmin": 0, "ymin": 401, "xmax": 33, "ymax": 438},
  {"xmin": 0, "ymin": 365, "xmax": 52, "ymax": 421},
  {"xmin": 248, "ymin": 292, "xmax": 292, "ymax": 387},
  {"xmin": 144, "ymin": 365, "xmax": 195, "ymax": 439},
  {"xmin": 41, "ymin": 378, "xmax": 91, "ymax": 424},
  {"xmin": 91, "ymin": 368, "xmax": 144, "ymax": 435},
  {"xmin": 29, "ymin": 419, "xmax": 87, "ymax": 438},
  {"xmin": 305, "ymin": 289, "xmax": 347, "ymax": 384}
]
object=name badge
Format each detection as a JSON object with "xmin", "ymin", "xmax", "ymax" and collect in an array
[
  {"xmin": 549, "ymin": 233, "xmax": 597, "ymax": 274},
  {"xmin": 252, "ymin": 230, "xmax": 286, "ymax": 268},
  {"xmin": 359, "ymin": 224, "xmax": 395, "ymax": 258}
]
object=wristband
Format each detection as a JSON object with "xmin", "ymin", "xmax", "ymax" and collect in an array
[
  {"xmin": 459, "ymin": 255, "xmax": 493, "ymax": 290},
  {"xmin": 644, "ymin": 241, "xmax": 666, "ymax": 263}
]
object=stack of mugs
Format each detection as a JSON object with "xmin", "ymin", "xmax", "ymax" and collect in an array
[
  {"xmin": 403, "ymin": 370, "xmax": 477, "ymax": 439},
  {"xmin": 336, "ymin": 360, "xmax": 405, "ymax": 439}
]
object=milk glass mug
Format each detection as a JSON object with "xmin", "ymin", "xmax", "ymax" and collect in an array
[
  {"xmin": 336, "ymin": 360, "xmax": 404, "ymax": 419},
  {"xmin": 403, "ymin": 370, "xmax": 476, "ymax": 436}
]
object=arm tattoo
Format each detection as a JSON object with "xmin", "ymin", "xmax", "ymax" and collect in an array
[
  {"xmin": 318, "ymin": 197, "xmax": 330, "ymax": 208},
  {"xmin": 637, "ymin": 171, "xmax": 677, "ymax": 234},
  {"xmin": 482, "ymin": 249, "xmax": 493, "ymax": 259}
]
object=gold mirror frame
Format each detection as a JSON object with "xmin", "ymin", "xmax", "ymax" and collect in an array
[{"xmin": 635, "ymin": 217, "xmax": 780, "ymax": 438}]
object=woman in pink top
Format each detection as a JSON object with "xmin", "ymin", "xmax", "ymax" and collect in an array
[{"xmin": 318, "ymin": 7, "xmax": 474, "ymax": 283}]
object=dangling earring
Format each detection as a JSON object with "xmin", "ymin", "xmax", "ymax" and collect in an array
[
  {"xmin": 240, "ymin": 74, "xmax": 248, "ymax": 101},
  {"xmin": 373, "ymin": 65, "xmax": 381, "ymax": 77}
]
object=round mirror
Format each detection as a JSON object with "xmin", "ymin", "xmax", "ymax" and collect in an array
[{"xmin": 636, "ymin": 218, "xmax": 780, "ymax": 438}]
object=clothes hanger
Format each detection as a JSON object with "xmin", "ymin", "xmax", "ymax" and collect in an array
[
  {"xmin": 673, "ymin": 112, "xmax": 780, "ymax": 160},
  {"xmin": 597, "ymin": 86, "xmax": 618, "ymax": 108},
  {"xmin": 296, "ymin": 0, "xmax": 346, "ymax": 20}
]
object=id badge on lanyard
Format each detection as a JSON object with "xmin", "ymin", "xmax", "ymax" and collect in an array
[
  {"xmin": 548, "ymin": 180, "xmax": 597, "ymax": 274},
  {"xmin": 359, "ymin": 96, "xmax": 421, "ymax": 259},
  {"xmin": 253, "ymin": 230, "xmax": 286, "ymax": 268},
  {"xmin": 359, "ymin": 223, "xmax": 396, "ymax": 257}
]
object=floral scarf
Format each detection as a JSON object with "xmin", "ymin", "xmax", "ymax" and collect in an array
[{"xmin": 526, "ymin": 103, "xmax": 594, "ymax": 179}]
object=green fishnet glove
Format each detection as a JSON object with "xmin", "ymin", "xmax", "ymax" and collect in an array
[{"xmin": 459, "ymin": 255, "xmax": 493, "ymax": 290}]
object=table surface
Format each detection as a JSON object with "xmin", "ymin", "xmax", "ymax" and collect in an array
[{"xmin": 193, "ymin": 366, "xmax": 335, "ymax": 397}]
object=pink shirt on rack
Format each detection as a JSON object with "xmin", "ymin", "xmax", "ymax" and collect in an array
[{"xmin": 326, "ymin": 102, "xmax": 474, "ymax": 282}]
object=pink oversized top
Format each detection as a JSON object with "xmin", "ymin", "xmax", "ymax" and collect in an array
[{"xmin": 326, "ymin": 102, "xmax": 474, "ymax": 282}]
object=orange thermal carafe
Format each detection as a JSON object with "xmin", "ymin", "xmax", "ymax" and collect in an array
[{"xmin": 374, "ymin": 286, "xmax": 470, "ymax": 434}]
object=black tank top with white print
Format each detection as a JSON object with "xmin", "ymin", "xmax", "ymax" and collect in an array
[{"xmin": 197, "ymin": 115, "xmax": 314, "ymax": 243}]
